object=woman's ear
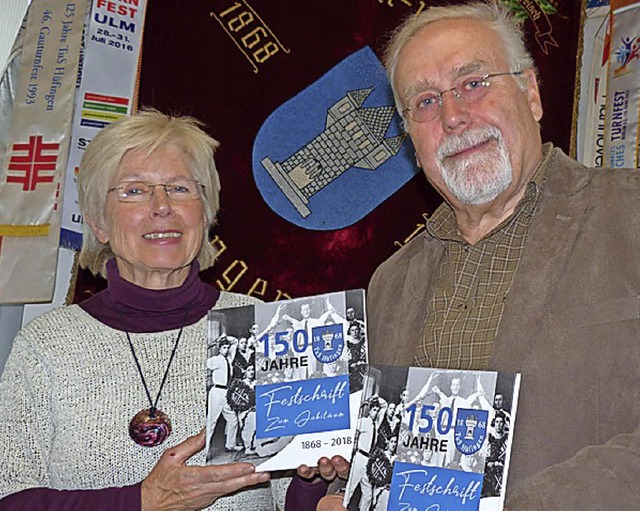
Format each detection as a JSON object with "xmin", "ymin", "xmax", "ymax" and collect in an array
[{"xmin": 85, "ymin": 216, "xmax": 109, "ymax": 244}]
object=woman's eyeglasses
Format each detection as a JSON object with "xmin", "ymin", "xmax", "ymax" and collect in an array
[{"xmin": 108, "ymin": 179, "xmax": 205, "ymax": 202}]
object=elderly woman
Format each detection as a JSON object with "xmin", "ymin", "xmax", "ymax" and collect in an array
[{"xmin": 0, "ymin": 110, "xmax": 288, "ymax": 510}]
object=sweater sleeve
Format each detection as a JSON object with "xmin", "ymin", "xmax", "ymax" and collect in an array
[
  {"xmin": 0, "ymin": 328, "xmax": 54, "ymax": 497},
  {"xmin": 284, "ymin": 473, "xmax": 329, "ymax": 511},
  {"xmin": 0, "ymin": 328, "xmax": 144, "ymax": 510},
  {"xmin": 0, "ymin": 484, "xmax": 141, "ymax": 511}
]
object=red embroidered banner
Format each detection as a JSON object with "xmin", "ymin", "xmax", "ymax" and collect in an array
[{"xmin": 71, "ymin": 0, "xmax": 582, "ymax": 303}]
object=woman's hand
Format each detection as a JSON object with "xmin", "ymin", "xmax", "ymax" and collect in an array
[
  {"xmin": 297, "ymin": 455, "xmax": 350, "ymax": 483},
  {"xmin": 141, "ymin": 429, "xmax": 269, "ymax": 510}
]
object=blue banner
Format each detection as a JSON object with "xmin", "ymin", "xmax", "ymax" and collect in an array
[
  {"xmin": 255, "ymin": 374, "xmax": 350, "ymax": 439},
  {"xmin": 388, "ymin": 462, "xmax": 483, "ymax": 511},
  {"xmin": 252, "ymin": 46, "xmax": 415, "ymax": 230}
]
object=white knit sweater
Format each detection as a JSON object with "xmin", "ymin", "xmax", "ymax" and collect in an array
[{"xmin": 0, "ymin": 292, "xmax": 289, "ymax": 510}]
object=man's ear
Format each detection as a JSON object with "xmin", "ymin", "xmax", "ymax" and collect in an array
[
  {"xmin": 522, "ymin": 68, "xmax": 543, "ymax": 122},
  {"xmin": 85, "ymin": 216, "xmax": 109, "ymax": 244}
]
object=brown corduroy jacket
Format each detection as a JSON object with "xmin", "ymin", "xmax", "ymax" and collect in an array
[{"xmin": 367, "ymin": 146, "xmax": 640, "ymax": 509}]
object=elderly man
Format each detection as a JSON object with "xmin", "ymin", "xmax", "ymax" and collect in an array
[{"xmin": 290, "ymin": 2, "xmax": 640, "ymax": 510}]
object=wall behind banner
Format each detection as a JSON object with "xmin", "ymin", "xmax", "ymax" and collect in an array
[{"xmin": 70, "ymin": 0, "xmax": 583, "ymax": 304}]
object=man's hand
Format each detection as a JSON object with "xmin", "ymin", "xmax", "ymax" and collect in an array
[
  {"xmin": 317, "ymin": 493, "xmax": 347, "ymax": 511},
  {"xmin": 297, "ymin": 455, "xmax": 350, "ymax": 483},
  {"xmin": 141, "ymin": 429, "xmax": 270, "ymax": 510}
]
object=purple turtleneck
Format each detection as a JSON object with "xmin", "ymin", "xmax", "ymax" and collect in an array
[
  {"xmin": 0, "ymin": 260, "xmax": 220, "ymax": 511},
  {"xmin": 80, "ymin": 258, "xmax": 220, "ymax": 332}
]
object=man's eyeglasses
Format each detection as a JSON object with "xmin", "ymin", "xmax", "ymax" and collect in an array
[
  {"xmin": 402, "ymin": 71, "xmax": 523, "ymax": 123},
  {"xmin": 108, "ymin": 180, "xmax": 205, "ymax": 203}
]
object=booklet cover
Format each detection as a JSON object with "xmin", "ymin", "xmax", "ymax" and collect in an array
[
  {"xmin": 343, "ymin": 365, "xmax": 521, "ymax": 511},
  {"xmin": 205, "ymin": 289, "xmax": 368, "ymax": 471}
]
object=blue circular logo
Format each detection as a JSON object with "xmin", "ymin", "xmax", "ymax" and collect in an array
[{"xmin": 311, "ymin": 324, "xmax": 344, "ymax": 363}]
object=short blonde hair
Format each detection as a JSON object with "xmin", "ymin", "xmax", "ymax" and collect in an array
[
  {"xmin": 384, "ymin": 1, "xmax": 536, "ymax": 117},
  {"xmin": 77, "ymin": 108, "xmax": 221, "ymax": 277}
]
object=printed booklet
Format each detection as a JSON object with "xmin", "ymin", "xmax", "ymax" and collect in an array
[
  {"xmin": 343, "ymin": 365, "xmax": 521, "ymax": 511},
  {"xmin": 205, "ymin": 289, "xmax": 368, "ymax": 471}
]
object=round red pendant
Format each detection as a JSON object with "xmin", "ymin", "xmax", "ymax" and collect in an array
[{"xmin": 129, "ymin": 408, "xmax": 172, "ymax": 447}]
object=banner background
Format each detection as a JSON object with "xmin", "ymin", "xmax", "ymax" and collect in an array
[
  {"xmin": 70, "ymin": 0, "xmax": 583, "ymax": 304},
  {"xmin": 0, "ymin": 0, "xmax": 85, "ymax": 234}
]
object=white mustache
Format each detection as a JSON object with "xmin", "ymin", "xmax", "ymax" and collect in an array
[{"xmin": 436, "ymin": 126, "xmax": 502, "ymax": 160}]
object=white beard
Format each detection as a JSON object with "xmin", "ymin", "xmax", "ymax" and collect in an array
[{"xmin": 435, "ymin": 126, "xmax": 512, "ymax": 205}]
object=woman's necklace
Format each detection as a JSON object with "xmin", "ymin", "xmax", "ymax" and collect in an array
[{"xmin": 123, "ymin": 313, "xmax": 187, "ymax": 447}]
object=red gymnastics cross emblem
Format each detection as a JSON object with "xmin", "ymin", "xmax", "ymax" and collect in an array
[{"xmin": 7, "ymin": 135, "xmax": 59, "ymax": 191}]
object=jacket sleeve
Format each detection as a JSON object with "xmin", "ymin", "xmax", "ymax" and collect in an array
[{"xmin": 505, "ymin": 425, "xmax": 640, "ymax": 509}]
